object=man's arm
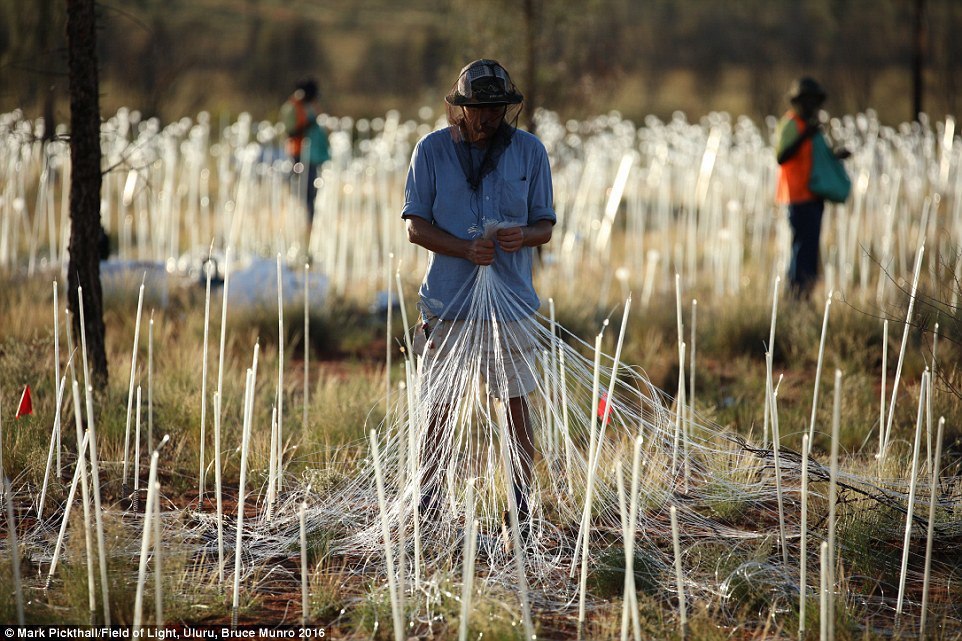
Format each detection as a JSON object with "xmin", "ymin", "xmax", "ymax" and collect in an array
[
  {"xmin": 495, "ymin": 220, "xmax": 553, "ymax": 253},
  {"xmin": 405, "ymin": 216, "xmax": 495, "ymax": 265}
]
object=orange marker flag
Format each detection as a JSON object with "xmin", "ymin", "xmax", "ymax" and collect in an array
[{"xmin": 15, "ymin": 385, "xmax": 32, "ymax": 419}]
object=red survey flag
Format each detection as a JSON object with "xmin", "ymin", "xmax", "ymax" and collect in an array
[
  {"xmin": 597, "ymin": 391, "xmax": 612, "ymax": 426},
  {"xmin": 15, "ymin": 385, "xmax": 33, "ymax": 419}
]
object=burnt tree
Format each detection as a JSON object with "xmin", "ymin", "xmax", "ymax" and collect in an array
[{"xmin": 66, "ymin": 0, "xmax": 108, "ymax": 389}]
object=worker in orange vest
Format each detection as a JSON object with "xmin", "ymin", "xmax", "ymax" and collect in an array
[
  {"xmin": 281, "ymin": 78, "xmax": 331, "ymax": 227},
  {"xmin": 775, "ymin": 77, "xmax": 849, "ymax": 299}
]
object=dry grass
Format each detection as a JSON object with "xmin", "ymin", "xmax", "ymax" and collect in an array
[{"xmin": 1, "ymin": 251, "xmax": 960, "ymax": 637}]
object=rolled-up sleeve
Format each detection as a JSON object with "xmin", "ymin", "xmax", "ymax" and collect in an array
[
  {"xmin": 527, "ymin": 143, "xmax": 555, "ymax": 225},
  {"xmin": 401, "ymin": 138, "xmax": 435, "ymax": 222}
]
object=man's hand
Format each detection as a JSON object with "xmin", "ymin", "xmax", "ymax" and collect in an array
[
  {"xmin": 496, "ymin": 226, "xmax": 525, "ymax": 253},
  {"xmin": 465, "ymin": 238, "xmax": 496, "ymax": 265}
]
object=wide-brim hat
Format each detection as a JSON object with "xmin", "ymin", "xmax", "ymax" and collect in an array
[
  {"xmin": 788, "ymin": 76, "xmax": 827, "ymax": 103},
  {"xmin": 445, "ymin": 59, "xmax": 524, "ymax": 106}
]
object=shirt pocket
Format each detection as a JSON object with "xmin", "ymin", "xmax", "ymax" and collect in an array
[{"xmin": 500, "ymin": 175, "xmax": 529, "ymax": 222}]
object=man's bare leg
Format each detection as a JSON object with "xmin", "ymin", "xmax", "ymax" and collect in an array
[
  {"xmin": 507, "ymin": 395, "xmax": 534, "ymax": 522},
  {"xmin": 419, "ymin": 404, "xmax": 449, "ymax": 520}
]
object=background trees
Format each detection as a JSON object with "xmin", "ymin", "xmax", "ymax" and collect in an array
[{"xmin": 3, "ymin": 0, "xmax": 960, "ymax": 126}]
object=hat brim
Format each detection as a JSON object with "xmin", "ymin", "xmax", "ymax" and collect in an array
[
  {"xmin": 789, "ymin": 92, "xmax": 826, "ymax": 104},
  {"xmin": 445, "ymin": 93, "xmax": 523, "ymax": 106}
]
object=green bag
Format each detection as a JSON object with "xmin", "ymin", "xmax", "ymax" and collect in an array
[{"xmin": 809, "ymin": 133, "xmax": 851, "ymax": 203}]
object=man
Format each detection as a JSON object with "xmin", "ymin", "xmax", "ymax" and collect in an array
[
  {"xmin": 281, "ymin": 78, "xmax": 330, "ymax": 226},
  {"xmin": 401, "ymin": 60, "xmax": 555, "ymax": 532},
  {"xmin": 775, "ymin": 76, "xmax": 849, "ymax": 299}
]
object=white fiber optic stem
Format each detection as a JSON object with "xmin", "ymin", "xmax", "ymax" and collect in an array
[
  {"xmin": 617, "ymin": 463, "xmax": 631, "ymax": 641},
  {"xmin": 152, "ymin": 477, "xmax": 163, "ymax": 626},
  {"xmin": 395, "ymin": 412, "xmax": 407, "ymax": 607},
  {"xmin": 4, "ymin": 476, "xmax": 24, "ymax": 624},
  {"xmin": 39, "ymin": 375, "xmax": 68, "ymax": 521},
  {"xmin": 395, "ymin": 267, "xmax": 414, "ymax": 358},
  {"xmin": 896, "ymin": 369, "xmax": 929, "ymax": 615},
  {"xmin": 276, "ymin": 253, "xmax": 285, "ymax": 497},
  {"xmin": 458, "ymin": 480, "xmax": 477, "ymax": 641},
  {"xmin": 134, "ymin": 451, "xmax": 160, "ymax": 628},
  {"xmin": 267, "ymin": 406, "xmax": 278, "ymax": 520},
  {"xmin": 670, "ymin": 505, "xmax": 687, "ymax": 632},
  {"xmin": 215, "ymin": 246, "xmax": 232, "ymax": 456},
  {"xmin": 304, "ymin": 263, "xmax": 310, "ymax": 430},
  {"xmin": 77, "ymin": 288, "xmax": 111, "ymax": 625},
  {"xmin": 540, "ymin": 350, "xmax": 553, "ymax": 459},
  {"xmin": 47, "ymin": 430, "xmax": 91, "ymax": 587},
  {"xmin": 199, "ymin": 260, "xmax": 212, "ymax": 501},
  {"xmin": 877, "ymin": 319, "xmax": 888, "ymax": 463},
  {"xmin": 827, "ymin": 370, "xmax": 842, "ymax": 638},
  {"xmin": 768, "ymin": 274, "xmax": 780, "ymax": 368},
  {"xmin": 72, "ymin": 382, "xmax": 96, "ymax": 622},
  {"xmin": 925, "ymin": 361, "xmax": 934, "ymax": 475},
  {"xmin": 123, "ymin": 279, "xmax": 145, "ymax": 490},
  {"xmin": 767, "ymin": 353, "xmax": 788, "ymax": 568},
  {"xmin": 572, "ymin": 330, "xmax": 605, "ymax": 583},
  {"xmin": 820, "ymin": 541, "xmax": 829, "ymax": 641},
  {"xmin": 148, "ymin": 315, "xmax": 154, "ymax": 452},
  {"xmin": 590, "ymin": 297, "xmax": 631, "ymax": 489},
  {"xmin": 799, "ymin": 434, "xmax": 809, "ymax": 638},
  {"xmin": 559, "ymin": 345, "xmax": 575, "ymax": 497},
  {"xmin": 53, "ymin": 280, "xmax": 61, "ymax": 476},
  {"xmin": 673, "ymin": 273, "xmax": 686, "ymax": 460},
  {"xmin": 214, "ymin": 392, "xmax": 225, "ymax": 587},
  {"xmin": 599, "ymin": 296, "xmax": 631, "ymax": 433},
  {"xmin": 807, "ymin": 293, "xmax": 832, "ymax": 449},
  {"xmin": 549, "ymin": 298, "xmax": 558, "ymax": 461},
  {"xmin": 674, "ymin": 273, "xmax": 683, "ymax": 352},
  {"xmin": 627, "ymin": 435, "xmax": 643, "ymax": 641},
  {"xmin": 616, "ymin": 462, "xmax": 640, "ymax": 641},
  {"xmin": 673, "ymin": 342, "xmax": 686, "ymax": 476},
  {"xmin": 300, "ymin": 503, "xmax": 309, "ymax": 627},
  {"xmin": 384, "ymin": 255, "xmax": 392, "ymax": 417},
  {"xmin": 689, "ymin": 299, "xmax": 697, "ymax": 426},
  {"xmin": 134, "ymin": 387, "xmax": 142, "ymax": 502},
  {"xmin": 761, "ymin": 362, "xmax": 771, "ymax": 452},
  {"xmin": 764, "ymin": 276, "xmax": 780, "ymax": 449},
  {"xmin": 152, "ymin": 436, "xmax": 170, "ymax": 624},
  {"xmin": 403, "ymin": 361, "xmax": 421, "ymax": 590},
  {"xmin": 881, "ymin": 246, "xmax": 925, "ymax": 467},
  {"xmin": 232, "ymin": 369, "xmax": 255, "ymax": 622},
  {"xmin": 369, "ymin": 430, "xmax": 405, "ymax": 641},
  {"xmin": 920, "ymin": 416, "xmax": 944, "ymax": 634}
]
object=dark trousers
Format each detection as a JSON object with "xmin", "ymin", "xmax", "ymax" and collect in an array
[
  {"xmin": 292, "ymin": 157, "xmax": 318, "ymax": 224},
  {"xmin": 305, "ymin": 162, "xmax": 318, "ymax": 223},
  {"xmin": 787, "ymin": 199, "xmax": 825, "ymax": 299}
]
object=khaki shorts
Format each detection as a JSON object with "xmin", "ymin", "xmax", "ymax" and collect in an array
[{"xmin": 413, "ymin": 313, "xmax": 540, "ymax": 398}]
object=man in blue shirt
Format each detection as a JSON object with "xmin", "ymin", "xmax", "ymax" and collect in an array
[{"xmin": 401, "ymin": 60, "xmax": 555, "ymax": 533}]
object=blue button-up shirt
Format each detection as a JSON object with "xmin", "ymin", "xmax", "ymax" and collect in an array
[{"xmin": 401, "ymin": 126, "xmax": 556, "ymax": 320}]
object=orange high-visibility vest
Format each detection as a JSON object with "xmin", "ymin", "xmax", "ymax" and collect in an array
[
  {"xmin": 286, "ymin": 98, "xmax": 309, "ymax": 159},
  {"xmin": 776, "ymin": 113, "xmax": 816, "ymax": 205}
]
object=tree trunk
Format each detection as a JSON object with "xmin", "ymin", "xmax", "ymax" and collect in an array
[
  {"xmin": 66, "ymin": 0, "xmax": 108, "ymax": 389},
  {"xmin": 522, "ymin": 0, "xmax": 540, "ymax": 135},
  {"xmin": 912, "ymin": 0, "xmax": 925, "ymax": 121}
]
